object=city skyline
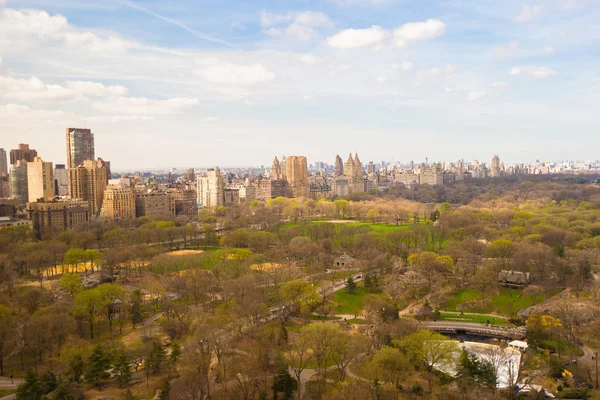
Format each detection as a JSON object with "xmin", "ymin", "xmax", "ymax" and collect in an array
[{"xmin": 1, "ymin": 0, "xmax": 600, "ymax": 169}]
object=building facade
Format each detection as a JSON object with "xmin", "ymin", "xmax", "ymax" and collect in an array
[
  {"xmin": 10, "ymin": 144, "xmax": 38, "ymax": 165},
  {"xmin": 135, "ymin": 192, "xmax": 176, "ymax": 219},
  {"xmin": 54, "ymin": 164, "xmax": 68, "ymax": 196},
  {"xmin": 68, "ymin": 160, "xmax": 107, "ymax": 215},
  {"xmin": 169, "ymin": 189, "xmax": 198, "ymax": 217},
  {"xmin": 285, "ymin": 156, "xmax": 310, "ymax": 198},
  {"xmin": 27, "ymin": 200, "xmax": 90, "ymax": 234},
  {"xmin": 66, "ymin": 128, "xmax": 95, "ymax": 169},
  {"xmin": 0, "ymin": 148, "xmax": 7, "ymax": 175},
  {"xmin": 10, "ymin": 161, "xmax": 28, "ymax": 203},
  {"xmin": 100, "ymin": 179, "xmax": 136, "ymax": 222},
  {"xmin": 197, "ymin": 169, "xmax": 224, "ymax": 207},
  {"xmin": 27, "ymin": 157, "xmax": 55, "ymax": 202}
]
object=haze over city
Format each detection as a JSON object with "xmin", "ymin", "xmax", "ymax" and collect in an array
[{"xmin": 1, "ymin": 0, "xmax": 600, "ymax": 169}]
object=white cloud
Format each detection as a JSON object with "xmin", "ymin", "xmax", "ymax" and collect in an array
[
  {"xmin": 328, "ymin": 64, "xmax": 352, "ymax": 74},
  {"xmin": 194, "ymin": 57, "xmax": 275, "ymax": 86},
  {"xmin": 376, "ymin": 76, "xmax": 386, "ymax": 83},
  {"xmin": 514, "ymin": 5, "xmax": 543, "ymax": 22},
  {"xmin": 393, "ymin": 19, "xmax": 446, "ymax": 47},
  {"xmin": 260, "ymin": 11, "xmax": 332, "ymax": 41},
  {"xmin": 84, "ymin": 115, "xmax": 156, "ymax": 122},
  {"xmin": 0, "ymin": 76, "xmax": 76, "ymax": 102},
  {"xmin": 467, "ymin": 92, "xmax": 487, "ymax": 101},
  {"xmin": 0, "ymin": 7, "xmax": 137, "ymax": 53},
  {"xmin": 66, "ymin": 81, "xmax": 129, "ymax": 97},
  {"xmin": 495, "ymin": 41, "xmax": 519, "ymax": 59},
  {"xmin": 491, "ymin": 81, "xmax": 509, "ymax": 88},
  {"xmin": 300, "ymin": 54, "xmax": 321, "ymax": 65},
  {"xmin": 0, "ymin": 103, "xmax": 70, "ymax": 120},
  {"xmin": 543, "ymin": 46, "xmax": 555, "ymax": 54},
  {"xmin": 511, "ymin": 66, "xmax": 557, "ymax": 78},
  {"xmin": 203, "ymin": 116, "xmax": 218, "ymax": 122},
  {"xmin": 92, "ymin": 97, "xmax": 199, "ymax": 115},
  {"xmin": 303, "ymin": 95, "xmax": 312, "ymax": 100},
  {"xmin": 391, "ymin": 61, "xmax": 414, "ymax": 71},
  {"xmin": 327, "ymin": 25, "xmax": 388, "ymax": 49}
]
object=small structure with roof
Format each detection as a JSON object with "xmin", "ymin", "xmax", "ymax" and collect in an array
[
  {"xmin": 334, "ymin": 253, "xmax": 357, "ymax": 269},
  {"xmin": 498, "ymin": 270, "xmax": 531, "ymax": 287},
  {"xmin": 508, "ymin": 340, "xmax": 529, "ymax": 351}
]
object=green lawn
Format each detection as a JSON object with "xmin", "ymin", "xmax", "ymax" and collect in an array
[
  {"xmin": 281, "ymin": 220, "xmax": 412, "ymax": 233},
  {"xmin": 331, "ymin": 285, "xmax": 388, "ymax": 315},
  {"xmin": 443, "ymin": 287, "xmax": 563, "ymax": 317},
  {"xmin": 436, "ymin": 312, "xmax": 512, "ymax": 326}
]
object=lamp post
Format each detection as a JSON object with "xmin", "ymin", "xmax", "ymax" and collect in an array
[{"xmin": 593, "ymin": 352, "xmax": 599, "ymax": 389}]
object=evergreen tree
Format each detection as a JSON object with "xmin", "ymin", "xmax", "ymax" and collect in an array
[
  {"xmin": 114, "ymin": 351, "xmax": 132, "ymax": 388},
  {"xmin": 158, "ymin": 379, "xmax": 171, "ymax": 400},
  {"xmin": 146, "ymin": 341, "xmax": 166, "ymax": 374},
  {"xmin": 121, "ymin": 388, "xmax": 139, "ymax": 400},
  {"xmin": 272, "ymin": 365, "xmax": 297, "ymax": 400},
  {"xmin": 85, "ymin": 345, "xmax": 111, "ymax": 387},
  {"xmin": 15, "ymin": 371, "xmax": 43, "ymax": 400},
  {"xmin": 130, "ymin": 289, "xmax": 143, "ymax": 328},
  {"xmin": 169, "ymin": 340, "xmax": 182, "ymax": 370},
  {"xmin": 52, "ymin": 379, "xmax": 85, "ymax": 400},
  {"xmin": 345, "ymin": 277, "xmax": 357, "ymax": 294}
]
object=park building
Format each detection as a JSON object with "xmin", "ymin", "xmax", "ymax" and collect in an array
[{"xmin": 26, "ymin": 199, "xmax": 90, "ymax": 235}]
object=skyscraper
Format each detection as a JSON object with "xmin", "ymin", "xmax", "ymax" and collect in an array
[
  {"xmin": 197, "ymin": 169, "xmax": 224, "ymax": 207},
  {"xmin": 285, "ymin": 156, "xmax": 309, "ymax": 198},
  {"xmin": 334, "ymin": 155, "xmax": 344, "ymax": 176},
  {"xmin": 491, "ymin": 154, "xmax": 501, "ymax": 177},
  {"xmin": 68, "ymin": 160, "xmax": 108, "ymax": 215},
  {"xmin": 66, "ymin": 128, "xmax": 95, "ymax": 169},
  {"xmin": 10, "ymin": 144, "xmax": 38, "ymax": 165},
  {"xmin": 0, "ymin": 149, "xmax": 7, "ymax": 175},
  {"xmin": 10, "ymin": 161, "xmax": 28, "ymax": 203},
  {"xmin": 54, "ymin": 164, "xmax": 68, "ymax": 196},
  {"xmin": 27, "ymin": 157, "xmax": 55, "ymax": 202}
]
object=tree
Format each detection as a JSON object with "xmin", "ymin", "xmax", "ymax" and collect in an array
[
  {"xmin": 130, "ymin": 289, "xmax": 144, "ymax": 329},
  {"xmin": 15, "ymin": 371, "xmax": 44, "ymax": 400},
  {"xmin": 334, "ymin": 199, "xmax": 350, "ymax": 218},
  {"xmin": 346, "ymin": 276, "xmax": 357, "ymax": 294},
  {"xmin": 59, "ymin": 272, "xmax": 83, "ymax": 298},
  {"xmin": 85, "ymin": 345, "xmax": 111, "ymax": 387},
  {"xmin": 0, "ymin": 305, "xmax": 11, "ymax": 375},
  {"xmin": 74, "ymin": 288, "xmax": 101, "ymax": 339},
  {"xmin": 279, "ymin": 280, "xmax": 319, "ymax": 312},
  {"xmin": 170, "ymin": 340, "xmax": 182, "ymax": 373},
  {"xmin": 97, "ymin": 283, "xmax": 126, "ymax": 336},
  {"xmin": 457, "ymin": 348, "xmax": 495, "ymax": 389},
  {"xmin": 272, "ymin": 365, "xmax": 297, "ymax": 400},
  {"xmin": 371, "ymin": 346, "xmax": 412, "ymax": 388},
  {"xmin": 146, "ymin": 340, "xmax": 166, "ymax": 374},
  {"xmin": 114, "ymin": 351, "xmax": 133, "ymax": 388},
  {"xmin": 284, "ymin": 334, "xmax": 314, "ymax": 399}
]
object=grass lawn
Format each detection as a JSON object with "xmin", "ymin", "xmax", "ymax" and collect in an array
[
  {"xmin": 0, "ymin": 389, "xmax": 16, "ymax": 397},
  {"xmin": 436, "ymin": 312, "xmax": 512, "ymax": 326},
  {"xmin": 281, "ymin": 220, "xmax": 412, "ymax": 233},
  {"xmin": 443, "ymin": 287, "xmax": 563, "ymax": 317},
  {"xmin": 331, "ymin": 285, "xmax": 387, "ymax": 315}
]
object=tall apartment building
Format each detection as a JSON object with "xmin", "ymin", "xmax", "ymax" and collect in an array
[
  {"xmin": 27, "ymin": 157, "xmax": 55, "ymax": 202},
  {"xmin": 135, "ymin": 192, "xmax": 176, "ymax": 219},
  {"xmin": 0, "ymin": 148, "xmax": 7, "ymax": 175},
  {"xmin": 197, "ymin": 169, "xmax": 224, "ymax": 207},
  {"xmin": 100, "ymin": 179, "xmax": 136, "ymax": 222},
  {"xmin": 0, "ymin": 174, "xmax": 9, "ymax": 199},
  {"xmin": 285, "ymin": 156, "xmax": 310, "ymax": 198},
  {"xmin": 223, "ymin": 188, "xmax": 240, "ymax": 206},
  {"xmin": 169, "ymin": 189, "xmax": 197, "ymax": 217},
  {"xmin": 490, "ymin": 154, "xmax": 501, "ymax": 178},
  {"xmin": 9, "ymin": 161, "xmax": 28, "ymax": 203},
  {"xmin": 54, "ymin": 164, "xmax": 68, "ymax": 196},
  {"xmin": 68, "ymin": 160, "xmax": 107, "ymax": 215},
  {"xmin": 10, "ymin": 144, "xmax": 38, "ymax": 165},
  {"xmin": 66, "ymin": 128, "xmax": 95, "ymax": 169},
  {"xmin": 27, "ymin": 200, "xmax": 90, "ymax": 235}
]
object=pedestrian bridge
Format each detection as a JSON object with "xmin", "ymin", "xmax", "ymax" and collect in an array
[{"xmin": 419, "ymin": 321, "xmax": 526, "ymax": 340}]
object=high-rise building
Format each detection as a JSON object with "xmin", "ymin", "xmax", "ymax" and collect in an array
[
  {"xmin": 66, "ymin": 128, "xmax": 95, "ymax": 169},
  {"xmin": 97, "ymin": 158, "xmax": 111, "ymax": 181},
  {"xmin": 27, "ymin": 199, "xmax": 90, "ymax": 235},
  {"xmin": 10, "ymin": 161, "xmax": 28, "ymax": 203},
  {"xmin": 0, "ymin": 149, "xmax": 7, "ymax": 175},
  {"xmin": 0, "ymin": 173, "xmax": 9, "ymax": 199},
  {"xmin": 184, "ymin": 168, "xmax": 196, "ymax": 182},
  {"xmin": 135, "ymin": 192, "xmax": 176, "ymax": 219},
  {"xmin": 10, "ymin": 144, "xmax": 38, "ymax": 165},
  {"xmin": 68, "ymin": 160, "xmax": 108, "ymax": 215},
  {"xmin": 491, "ymin": 154, "xmax": 501, "ymax": 178},
  {"xmin": 271, "ymin": 157, "xmax": 286, "ymax": 180},
  {"xmin": 54, "ymin": 164, "xmax": 68, "ymax": 197},
  {"xmin": 100, "ymin": 179, "xmax": 136, "ymax": 221},
  {"xmin": 27, "ymin": 157, "xmax": 55, "ymax": 202},
  {"xmin": 334, "ymin": 155, "xmax": 344, "ymax": 177},
  {"xmin": 285, "ymin": 156, "xmax": 309, "ymax": 198},
  {"xmin": 169, "ymin": 188, "xmax": 198, "ymax": 217},
  {"xmin": 197, "ymin": 169, "xmax": 224, "ymax": 207},
  {"xmin": 367, "ymin": 161, "xmax": 376, "ymax": 175}
]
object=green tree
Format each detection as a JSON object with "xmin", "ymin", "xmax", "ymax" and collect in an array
[
  {"xmin": 130, "ymin": 289, "xmax": 144, "ymax": 329},
  {"xmin": 74, "ymin": 288, "xmax": 101, "ymax": 339},
  {"xmin": 85, "ymin": 345, "xmax": 111, "ymax": 387},
  {"xmin": 121, "ymin": 388, "xmax": 139, "ymax": 400},
  {"xmin": 272, "ymin": 365, "xmax": 297, "ymax": 400},
  {"xmin": 279, "ymin": 280, "xmax": 319, "ymax": 312},
  {"xmin": 346, "ymin": 276, "xmax": 357, "ymax": 294},
  {"xmin": 0, "ymin": 305, "xmax": 11, "ymax": 375},
  {"xmin": 97, "ymin": 283, "xmax": 126, "ymax": 335},
  {"xmin": 58, "ymin": 273, "xmax": 83, "ymax": 297},
  {"xmin": 158, "ymin": 379, "xmax": 171, "ymax": 400},
  {"xmin": 113, "ymin": 351, "xmax": 132, "ymax": 388},
  {"xmin": 146, "ymin": 341, "xmax": 166, "ymax": 374},
  {"xmin": 334, "ymin": 199, "xmax": 350, "ymax": 218},
  {"xmin": 371, "ymin": 346, "xmax": 412, "ymax": 388},
  {"xmin": 15, "ymin": 371, "xmax": 43, "ymax": 400},
  {"xmin": 170, "ymin": 340, "xmax": 182, "ymax": 372},
  {"xmin": 457, "ymin": 348, "xmax": 495, "ymax": 389}
]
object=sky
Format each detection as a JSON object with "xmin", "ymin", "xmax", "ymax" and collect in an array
[{"xmin": 0, "ymin": 0, "xmax": 599, "ymax": 170}]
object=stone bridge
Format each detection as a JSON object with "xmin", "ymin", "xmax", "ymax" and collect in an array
[{"xmin": 419, "ymin": 321, "xmax": 527, "ymax": 340}]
